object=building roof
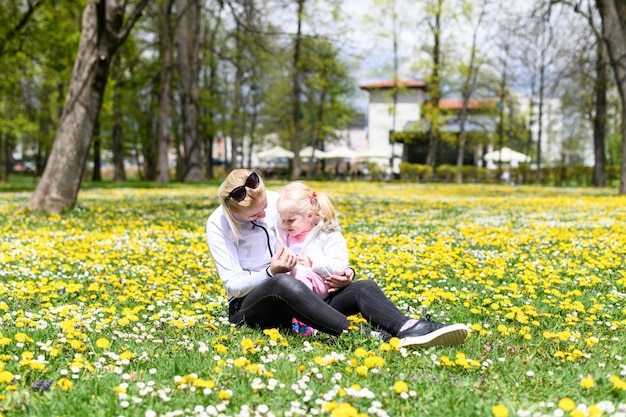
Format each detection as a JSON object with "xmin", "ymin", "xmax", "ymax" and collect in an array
[
  {"xmin": 439, "ymin": 98, "xmax": 499, "ymax": 110},
  {"xmin": 359, "ymin": 80, "xmax": 426, "ymax": 90},
  {"xmin": 405, "ymin": 114, "xmax": 496, "ymax": 133}
]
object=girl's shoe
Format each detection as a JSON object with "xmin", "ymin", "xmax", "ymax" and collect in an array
[{"xmin": 291, "ymin": 318, "xmax": 317, "ymax": 337}]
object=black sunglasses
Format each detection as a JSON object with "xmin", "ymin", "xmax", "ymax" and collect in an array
[{"xmin": 226, "ymin": 171, "xmax": 261, "ymax": 202}]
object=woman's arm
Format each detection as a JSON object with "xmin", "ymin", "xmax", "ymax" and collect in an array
[{"xmin": 205, "ymin": 215, "xmax": 269, "ymax": 299}]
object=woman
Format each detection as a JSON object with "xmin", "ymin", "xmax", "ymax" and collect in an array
[{"xmin": 205, "ymin": 169, "xmax": 468, "ymax": 348}]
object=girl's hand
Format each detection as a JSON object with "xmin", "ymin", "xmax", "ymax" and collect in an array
[
  {"xmin": 268, "ymin": 246, "xmax": 298, "ymax": 275},
  {"xmin": 296, "ymin": 255, "xmax": 312, "ymax": 267},
  {"xmin": 325, "ymin": 268, "xmax": 354, "ymax": 293}
]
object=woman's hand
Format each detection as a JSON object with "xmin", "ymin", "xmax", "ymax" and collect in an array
[
  {"xmin": 325, "ymin": 267, "xmax": 354, "ymax": 293},
  {"xmin": 268, "ymin": 246, "xmax": 298, "ymax": 275}
]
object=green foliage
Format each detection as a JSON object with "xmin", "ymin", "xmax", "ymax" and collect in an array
[
  {"xmin": 436, "ymin": 163, "xmax": 458, "ymax": 181},
  {"xmin": 0, "ymin": 0, "xmax": 83, "ymax": 174},
  {"xmin": 399, "ymin": 162, "xmax": 432, "ymax": 181}
]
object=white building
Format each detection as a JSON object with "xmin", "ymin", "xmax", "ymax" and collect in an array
[
  {"xmin": 359, "ymin": 80, "xmax": 427, "ymax": 173},
  {"xmin": 360, "ymin": 80, "xmax": 575, "ymax": 169}
]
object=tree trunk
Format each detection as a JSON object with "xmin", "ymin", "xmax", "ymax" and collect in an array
[
  {"xmin": 202, "ymin": 8, "xmax": 221, "ymax": 180},
  {"xmin": 176, "ymin": 0, "xmax": 204, "ymax": 182},
  {"xmin": 157, "ymin": 0, "xmax": 174, "ymax": 184},
  {"xmin": 92, "ymin": 121, "xmax": 102, "ymax": 181},
  {"xmin": 22, "ymin": 0, "xmax": 149, "ymax": 213},
  {"xmin": 230, "ymin": 22, "xmax": 244, "ymax": 170},
  {"xmin": 425, "ymin": 0, "xmax": 442, "ymax": 175},
  {"xmin": 111, "ymin": 54, "xmax": 126, "ymax": 182},
  {"xmin": 593, "ymin": 40, "xmax": 608, "ymax": 187},
  {"xmin": 0, "ymin": 134, "xmax": 7, "ymax": 183},
  {"xmin": 291, "ymin": 0, "xmax": 305, "ymax": 180},
  {"xmin": 596, "ymin": 0, "xmax": 626, "ymax": 193}
]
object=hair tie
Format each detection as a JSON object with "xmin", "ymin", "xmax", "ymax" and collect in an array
[{"xmin": 309, "ymin": 191, "xmax": 317, "ymax": 205}]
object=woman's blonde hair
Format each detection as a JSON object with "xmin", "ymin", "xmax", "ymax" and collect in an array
[
  {"xmin": 277, "ymin": 181, "xmax": 337, "ymax": 230},
  {"xmin": 218, "ymin": 169, "xmax": 266, "ymax": 243}
]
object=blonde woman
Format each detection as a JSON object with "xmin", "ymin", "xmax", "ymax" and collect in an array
[{"xmin": 205, "ymin": 169, "xmax": 468, "ymax": 347}]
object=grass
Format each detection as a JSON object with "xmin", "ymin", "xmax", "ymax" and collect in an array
[{"xmin": 1, "ymin": 181, "xmax": 625, "ymax": 417}]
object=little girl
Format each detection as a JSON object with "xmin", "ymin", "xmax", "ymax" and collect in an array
[{"xmin": 275, "ymin": 181, "xmax": 349, "ymax": 301}]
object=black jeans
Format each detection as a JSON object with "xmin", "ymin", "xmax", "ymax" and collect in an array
[{"xmin": 229, "ymin": 273, "xmax": 410, "ymax": 336}]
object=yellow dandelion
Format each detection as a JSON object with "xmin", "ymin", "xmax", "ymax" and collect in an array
[
  {"xmin": 0, "ymin": 370, "xmax": 15, "ymax": 384},
  {"xmin": 68, "ymin": 339, "xmax": 84, "ymax": 350},
  {"xmin": 393, "ymin": 380, "xmax": 408, "ymax": 394},
  {"xmin": 491, "ymin": 404, "xmax": 508, "ymax": 417},
  {"xmin": 241, "ymin": 338, "xmax": 256, "ymax": 354},
  {"xmin": 95, "ymin": 338, "xmax": 111, "ymax": 349},
  {"xmin": 388, "ymin": 337, "xmax": 401, "ymax": 350},
  {"xmin": 580, "ymin": 376, "xmax": 595, "ymax": 389},
  {"xmin": 558, "ymin": 397, "xmax": 576, "ymax": 411},
  {"xmin": 323, "ymin": 401, "xmax": 338, "ymax": 412},
  {"xmin": 192, "ymin": 378, "xmax": 215, "ymax": 389},
  {"xmin": 355, "ymin": 365, "xmax": 368, "ymax": 376},
  {"xmin": 218, "ymin": 389, "xmax": 232, "ymax": 400},
  {"xmin": 588, "ymin": 404, "xmax": 603, "ymax": 417},
  {"xmin": 353, "ymin": 348, "xmax": 368, "ymax": 358},
  {"xmin": 331, "ymin": 402, "xmax": 358, "ymax": 417},
  {"xmin": 363, "ymin": 356, "xmax": 384, "ymax": 369},
  {"xmin": 233, "ymin": 358, "xmax": 249, "ymax": 367},
  {"xmin": 57, "ymin": 377, "xmax": 73, "ymax": 392},
  {"xmin": 14, "ymin": 333, "xmax": 34, "ymax": 343},
  {"xmin": 214, "ymin": 343, "xmax": 228, "ymax": 353},
  {"xmin": 120, "ymin": 351, "xmax": 134, "ymax": 360},
  {"xmin": 609, "ymin": 375, "xmax": 626, "ymax": 390}
]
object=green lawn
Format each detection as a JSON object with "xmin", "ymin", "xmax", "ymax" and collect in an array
[{"xmin": 1, "ymin": 182, "xmax": 625, "ymax": 417}]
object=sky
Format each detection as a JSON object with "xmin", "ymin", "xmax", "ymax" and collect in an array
[{"xmin": 325, "ymin": 0, "xmax": 536, "ymax": 113}]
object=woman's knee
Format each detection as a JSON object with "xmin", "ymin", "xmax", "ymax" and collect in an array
[
  {"xmin": 268, "ymin": 273, "xmax": 310, "ymax": 296},
  {"xmin": 351, "ymin": 279, "xmax": 381, "ymax": 292}
]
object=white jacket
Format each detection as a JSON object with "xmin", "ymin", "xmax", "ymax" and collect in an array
[
  {"xmin": 276, "ymin": 218, "xmax": 349, "ymax": 279},
  {"xmin": 205, "ymin": 191, "xmax": 279, "ymax": 300}
]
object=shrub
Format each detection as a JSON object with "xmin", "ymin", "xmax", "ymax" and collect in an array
[{"xmin": 399, "ymin": 162, "xmax": 432, "ymax": 182}]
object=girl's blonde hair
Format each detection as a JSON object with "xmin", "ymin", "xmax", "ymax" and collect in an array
[
  {"xmin": 277, "ymin": 181, "xmax": 337, "ymax": 230},
  {"xmin": 218, "ymin": 169, "xmax": 266, "ymax": 243}
]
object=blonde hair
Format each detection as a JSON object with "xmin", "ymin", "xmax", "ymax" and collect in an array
[
  {"xmin": 218, "ymin": 169, "xmax": 266, "ymax": 243},
  {"xmin": 277, "ymin": 181, "xmax": 337, "ymax": 230}
]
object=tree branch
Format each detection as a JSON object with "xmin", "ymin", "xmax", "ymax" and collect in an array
[
  {"xmin": 0, "ymin": 0, "xmax": 46, "ymax": 57},
  {"xmin": 111, "ymin": 0, "xmax": 150, "ymax": 48}
]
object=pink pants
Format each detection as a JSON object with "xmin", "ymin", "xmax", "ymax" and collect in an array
[{"xmin": 290, "ymin": 265, "xmax": 330, "ymax": 300}]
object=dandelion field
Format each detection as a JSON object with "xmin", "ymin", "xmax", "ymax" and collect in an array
[{"xmin": 1, "ymin": 182, "xmax": 625, "ymax": 417}]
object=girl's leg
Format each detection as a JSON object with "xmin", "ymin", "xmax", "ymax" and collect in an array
[
  {"xmin": 326, "ymin": 280, "xmax": 409, "ymax": 335},
  {"xmin": 231, "ymin": 273, "xmax": 350, "ymax": 336}
]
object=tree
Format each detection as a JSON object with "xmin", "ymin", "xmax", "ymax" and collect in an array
[
  {"xmin": 23, "ymin": 0, "xmax": 149, "ymax": 213},
  {"xmin": 454, "ymin": 0, "xmax": 488, "ymax": 184},
  {"xmin": 291, "ymin": 0, "xmax": 306, "ymax": 180},
  {"xmin": 595, "ymin": 0, "xmax": 626, "ymax": 194},
  {"xmin": 300, "ymin": 37, "xmax": 355, "ymax": 177},
  {"xmin": 1, "ymin": 1, "xmax": 81, "ymax": 183},
  {"xmin": 424, "ymin": 0, "xmax": 444, "ymax": 172},
  {"xmin": 176, "ymin": 0, "xmax": 204, "ymax": 182},
  {"xmin": 157, "ymin": 0, "xmax": 175, "ymax": 184},
  {"xmin": 554, "ymin": 0, "xmax": 608, "ymax": 186}
]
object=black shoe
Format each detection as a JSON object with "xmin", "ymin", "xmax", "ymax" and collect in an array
[{"xmin": 397, "ymin": 313, "xmax": 468, "ymax": 348}]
